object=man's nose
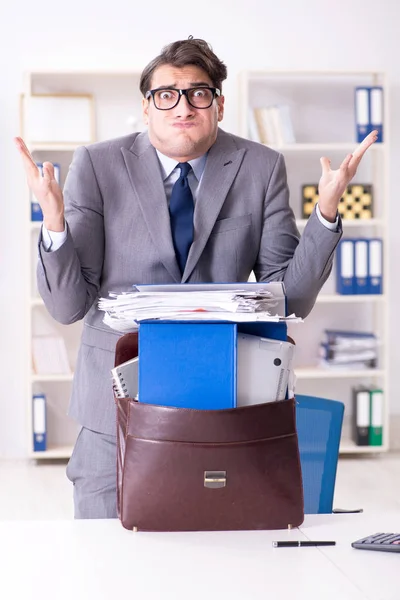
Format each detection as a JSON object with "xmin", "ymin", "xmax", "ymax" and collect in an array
[{"xmin": 175, "ymin": 93, "xmax": 195, "ymax": 117}]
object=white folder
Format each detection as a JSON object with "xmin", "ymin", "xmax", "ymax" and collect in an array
[{"xmin": 237, "ymin": 333, "xmax": 295, "ymax": 406}]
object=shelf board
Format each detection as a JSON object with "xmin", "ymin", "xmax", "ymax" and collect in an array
[
  {"xmin": 32, "ymin": 374, "xmax": 73, "ymax": 382},
  {"xmin": 295, "ymin": 368, "xmax": 384, "ymax": 379},
  {"xmin": 30, "ymin": 297, "xmax": 44, "ymax": 307},
  {"xmin": 316, "ymin": 294, "xmax": 385, "ymax": 303},
  {"xmin": 339, "ymin": 439, "xmax": 388, "ymax": 454},
  {"xmin": 296, "ymin": 218, "xmax": 384, "ymax": 228},
  {"xmin": 29, "ymin": 143, "xmax": 80, "ymax": 152},
  {"xmin": 30, "ymin": 445, "xmax": 73, "ymax": 460},
  {"xmin": 268, "ymin": 143, "xmax": 386, "ymax": 152},
  {"xmin": 30, "ymin": 221, "xmax": 42, "ymax": 230},
  {"xmin": 29, "ymin": 69, "xmax": 141, "ymax": 76},
  {"xmin": 246, "ymin": 69, "xmax": 385, "ymax": 78}
]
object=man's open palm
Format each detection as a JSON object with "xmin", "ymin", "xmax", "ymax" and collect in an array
[
  {"xmin": 15, "ymin": 136, "xmax": 65, "ymax": 230},
  {"xmin": 318, "ymin": 130, "xmax": 378, "ymax": 221}
]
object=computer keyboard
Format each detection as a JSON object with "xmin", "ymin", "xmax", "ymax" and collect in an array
[{"xmin": 352, "ymin": 533, "xmax": 400, "ymax": 553}]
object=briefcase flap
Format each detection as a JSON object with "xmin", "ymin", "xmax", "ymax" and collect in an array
[{"xmin": 126, "ymin": 398, "xmax": 296, "ymax": 443}]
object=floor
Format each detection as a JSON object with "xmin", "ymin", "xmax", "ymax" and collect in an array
[{"xmin": 0, "ymin": 452, "xmax": 399, "ymax": 519}]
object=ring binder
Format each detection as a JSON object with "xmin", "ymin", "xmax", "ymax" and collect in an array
[{"xmin": 111, "ymin": 356, "xmax": 139, "ymax": 399}]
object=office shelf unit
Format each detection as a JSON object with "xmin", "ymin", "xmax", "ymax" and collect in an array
[
  {"xmin": 239, "ymin": 70, "xmax": 389, "ymax": 454},
  {"xmin": 22, "ymin": 70, "xmax": 143, "ymax": 459}
]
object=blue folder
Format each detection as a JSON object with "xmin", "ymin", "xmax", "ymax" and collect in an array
[
  {"xmin": 138, "ymin": 320, "xmax": 287, "ymax": 409},
  {"xmin": 336, "ymin": 239, "xmax": 356, "ymax": 294},
  {"xmin": 32, "ymin": 394, "xmax": 47, "ymax": 452},
  {"xmin": 367, "ymin": 238, "xmax": 383, "ymax": 294}
]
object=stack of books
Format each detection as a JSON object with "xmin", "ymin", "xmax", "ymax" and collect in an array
[{"xmin": 249, "ymin": 105, "xmax": 296, "ymax": 147}]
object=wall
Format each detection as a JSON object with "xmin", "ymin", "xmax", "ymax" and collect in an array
[{"xmin": 1, "ymin": 0, "xmax": 399, "ymax": 456}]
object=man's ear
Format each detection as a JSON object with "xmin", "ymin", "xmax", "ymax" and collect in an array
[
  {"xmin": 217, "ymin": 95, "xmax": 225, "ymax": 122},
  {"xmin": 142, "ymin": 97, "xmax": 149, "ymax": 125}
]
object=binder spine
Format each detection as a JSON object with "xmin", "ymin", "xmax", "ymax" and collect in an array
[
  {"xmin": 336, "ymin": 239, "xmax": 355, "ymax": 294},
  {"xmin": 355, "ymin": 87, "xmax": 370, "ymax": 143},
  {"xmin": 368, "ymin": 238, "xmax": 383, "ymax": 294},
  {"xmin": 352, "ymin": 388, "xmax": 370, "ymax": 446},
  {"xmin": 32, "ymin": 394, "xmax": 47, "ymax": 452},
  {"xmin": 354, "ymin": 238, "xmax": 368, "ymax": 294},
  {"xmin": 369, "ymin": 389, "xmax": 383, "ymax": 446},
  {"xmin": 369, "ymin": 87, "xmax": 384, "ymax": 143}
]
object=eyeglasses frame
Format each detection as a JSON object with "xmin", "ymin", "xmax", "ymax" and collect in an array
[{"xmin": 145, "ymin": 86, "xmax": 221, "ymax": 110}]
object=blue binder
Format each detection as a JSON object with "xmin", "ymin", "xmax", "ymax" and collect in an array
[
  {"xmin": 32, "ymin": 394, "xmax": 47, "ymax": 452},
  {"xmin": 139, "ymin": 322, "xmax": 237, "ymax": 409},
  {"xmin": 354, "ymin": 238, "xmax": 368, "ymax": 294},
  {"xmin": 369, "ymin": 87, "xmax": 384, "ymax": 143},
  {"xmin": 367, "ymin": 238, "xmax": 383, "ymax": 294},
  {"xmin": 355, "ymin": 87, "xmax": 370, "ymax": 143},
  {"xmin": 336, "ymin": 239, "xmax": 355, "ymax": 294},
  {"xmin": 31, "ymin": 201, "xmax": 43, "ymax": 222},
  {"xmin": 138, "ymin": 321, "xmax": 288, "ymax": 409}
]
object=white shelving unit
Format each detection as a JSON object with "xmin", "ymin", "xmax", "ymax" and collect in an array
[
  {"xmin": 22, "ymin": 69, "xmax": 143, "ymax": 459},
  {"xmin": 239, "ymin": 70, "xmax": 389, "ymax": 454}
]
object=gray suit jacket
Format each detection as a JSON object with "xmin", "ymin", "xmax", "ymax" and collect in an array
[{"xmin": 38, "ymin": 128, "xmax": 342, "ymax": 434}]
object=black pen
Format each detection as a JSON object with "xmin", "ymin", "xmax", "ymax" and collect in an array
[{"xmin": 272, "ymin": 540, "xmax": 336, "ymax": 548}]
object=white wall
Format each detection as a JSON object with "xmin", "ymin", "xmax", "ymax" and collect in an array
[{"xmin": 1, "ymin": 0, "xmax": 399, "ymax": 457}]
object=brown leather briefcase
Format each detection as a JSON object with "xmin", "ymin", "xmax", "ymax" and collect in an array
[{"xmin": 115, "ymin": 332, "xmax": 304, "ymax": 532}]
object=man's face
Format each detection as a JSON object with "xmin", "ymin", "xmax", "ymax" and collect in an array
[{"xmin": 142, "ymin": 64, "xmax": 224, "ymax": 161}]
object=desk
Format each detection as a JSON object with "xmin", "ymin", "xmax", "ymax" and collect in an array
[
  {"xmin": 0, "ymin": 513, "xmax": 398, "ymax": 600},
  {"xmin": 300, "ymin": 513, "xmax": 400, "ymax": 600}
]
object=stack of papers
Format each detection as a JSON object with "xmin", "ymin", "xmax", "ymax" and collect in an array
[{"xmin": 98, "ymin": 283, "xmax": 302, "ymax": 333}]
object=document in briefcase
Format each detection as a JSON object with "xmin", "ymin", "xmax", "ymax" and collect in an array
[{"xmin": 114, "ymin": 332, "xmax": 304, "ymax": 532}]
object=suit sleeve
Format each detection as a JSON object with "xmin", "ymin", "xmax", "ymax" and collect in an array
[
  {"xmin": 37, "ymin": 146, "xmax": 105, "ymax": 324},
  {"xmin": 253, "ymin": 153, "xmax": 342, "ymax": 318}
]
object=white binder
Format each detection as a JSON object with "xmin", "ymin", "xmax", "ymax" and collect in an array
[
  {"xmin": 236, "ymin": 333, "xmax": 295, "ymax": 406},
  {"xmin": 355, "ymin": 239, "xmax": 368, "ymax": 293},
  {"xmin": 355, "ymin": 87, "xmax": 370, "ymax": 142},
  {"xmin": 368, "ymin": 238, "xmax": 383, "ymax": 294},
  {"xmin": 111, "ymin": 357, "xmax": 139, "ymax": 399}
]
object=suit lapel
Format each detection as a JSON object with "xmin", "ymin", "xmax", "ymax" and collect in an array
[
  {"xmin": 121, "ymin": 133, "xmax": 181, "ymax": 282},
  {"xmin": 182, "ymin": 131, "xmax": 246, "ymax": 282}
]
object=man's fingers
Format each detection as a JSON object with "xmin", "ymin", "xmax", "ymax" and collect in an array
[
  {"xmin": 14, "ymin": 137, "xmax": 40, "ymax": 177},
  {"xmin": 14, "ymin": 137, "xmax": 34, "ymax": 161},
  {"xmin": 352, "ymin": 130, "xmax": 378, "ymax": 160},
  {"xmin": 340, "ymin": 153, "xmax": 353, "ymax": 172},
  {"xmin": 42, "ymin": 162, "xmax": 55, "ymax": 181},
  {"xmin": 320, "ymin": 156, "xmax": 331, "ymax": 174}
]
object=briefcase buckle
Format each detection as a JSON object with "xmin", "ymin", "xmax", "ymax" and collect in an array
[{"xmin": 204, "ymin": 471, "xmax": 227, "ymax": 488}]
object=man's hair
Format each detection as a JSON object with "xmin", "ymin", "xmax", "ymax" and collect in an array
[{"xmin": 139, "ymin": 37, "xmax": 228, "ymax": 96}]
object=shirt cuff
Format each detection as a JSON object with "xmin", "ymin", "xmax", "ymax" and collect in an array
[
  {"xmin": 316, "ymin": 203, "xmax": 339, "ymax": 231},
  {"xmin": 41, "ymin": 223, "xmax": 67, "ymax": 252}
]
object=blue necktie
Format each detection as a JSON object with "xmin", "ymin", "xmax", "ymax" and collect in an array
[{"xmin": 169, "ymin": 162, "xmax": 194, "ymax": 274}]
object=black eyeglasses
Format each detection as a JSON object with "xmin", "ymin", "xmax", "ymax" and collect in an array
[{"xmin": 145, "ymin": 87, "xmax": 220, "ymax": 110}]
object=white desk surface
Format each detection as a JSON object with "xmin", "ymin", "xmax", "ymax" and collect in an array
[
  {"xmin": 0, "ymin": 513, "xmax": 398, "ymax": 600},
  {"xmin": 300, "ymin": 512, "xmax": 400, "ymax": 600}
]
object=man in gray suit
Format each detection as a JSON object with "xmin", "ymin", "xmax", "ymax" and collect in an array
[{"xmin": 15, "ymin": 38, "xmax": 377, "ymax": 519}]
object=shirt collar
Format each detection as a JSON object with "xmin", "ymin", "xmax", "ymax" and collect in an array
[{"xmin": 156, "ymin": 149, "xmax": 208, "ymax": 182}]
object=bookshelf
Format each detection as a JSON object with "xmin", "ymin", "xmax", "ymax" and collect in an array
[
  {"xmin": 239, "ymin": 70, "xmax": 389, "ymax": 454},
  {"xmin": 22, "ymin": 69, "xmax": 143, "ymax": 459}
]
